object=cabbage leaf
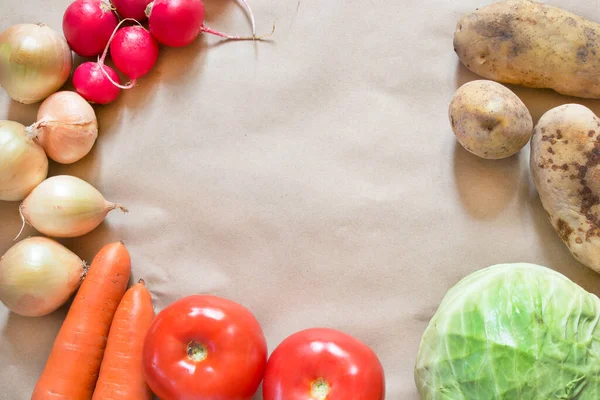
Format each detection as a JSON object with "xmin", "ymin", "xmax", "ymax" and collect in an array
[{"xmin": 415, "ymin": 263, "xmax": 600, "ymax": 399}]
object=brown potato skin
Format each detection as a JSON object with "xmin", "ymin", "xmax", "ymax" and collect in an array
[
  {"xmin": 454, "ymin": 0, "xmax": 600, "ymax": 99},
  {"xmin": 530, "ymin": 104, "xmax": 600, "ymax": 272},
  {"xmin": 449, "ymin": 80, "xmax": 532, "ymax": 159}
]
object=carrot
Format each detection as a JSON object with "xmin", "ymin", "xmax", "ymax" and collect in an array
[
  {"xmin": 92, "ymin": 279, "xmax": 155, "ymax": 400},
  {"xmin": 32, "ymin": 241, "xmax": 131, "ymax": 400}
]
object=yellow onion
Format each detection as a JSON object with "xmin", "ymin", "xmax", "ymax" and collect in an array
[
  {"xmin": 19, "ymin": 175, "xmax": 128, "ymax": 238},
  {"xmin": 27, "ymin": 91, "xmax": 98, "ymax": 164},
  {"xmin": 0, "ymin": 23, "xmax": 72, "ymax": 104},
  {"xmin": 0, "ymin": 120, "xmax": 48, "ymax": 201},
  {"xmin": 0, "ymin": 237, "xmax": 85, "ymax": 317}
]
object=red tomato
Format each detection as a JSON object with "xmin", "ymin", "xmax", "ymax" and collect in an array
[
  {"xmin": 263, "ymin": 328, "xmax": 385, "ymax": 400},
  {"xmin": 142, "ymin": 295, "xmax": 267, "ymax": 400}
]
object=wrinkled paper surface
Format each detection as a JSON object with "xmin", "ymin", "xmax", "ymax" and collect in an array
[{"xmin": 2, "ymin": 1, "xmax": 600, "ymax": 398}]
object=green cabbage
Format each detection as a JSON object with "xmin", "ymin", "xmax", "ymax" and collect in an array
[{"xmin": 414, "ymin": 263, "xmax": 600, "ymax": 399}]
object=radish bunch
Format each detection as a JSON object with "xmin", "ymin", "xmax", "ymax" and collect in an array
[{"xmin": 61, "ymin": 0, "xmax": 267, "ymax": 105}]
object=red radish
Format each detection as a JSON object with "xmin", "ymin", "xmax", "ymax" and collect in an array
[
  {"xmin": 146, "ymin": 0, "xmax": 204, "ymax": 48},
  {"xmin": 110, "ymin": 26, "xmax": 159, "ymax": 80},
  {"xmin": 73, "ymin": 62, "xmax": 121, "ymax": 104},
  {"xmin": 145, "ymin": 0, "xmax": 265, "ymax": 48},
  {"xmin": 63, "ymin": 0, "xmax": 119, "ymax": 57},
  {"xmin": 111, "ymin": 0, "xmax": 152, "ymax": 20}
]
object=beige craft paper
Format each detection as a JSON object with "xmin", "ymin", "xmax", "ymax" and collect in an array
[{"xmin": 1, "ymin": 0, "xmax": 600, "ymax": 398}]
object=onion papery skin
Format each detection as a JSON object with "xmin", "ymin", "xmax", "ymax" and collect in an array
[
  {"xmin": 0, "ymin": 120, "xmax": 49, "ymax": 201},
  {"xmin": 0, "ymin": 237, "xmax": 85, "ymax": 317},
  {"xmin": 0, "ymin": 24, "xmax": 72, "ymax": 104}
]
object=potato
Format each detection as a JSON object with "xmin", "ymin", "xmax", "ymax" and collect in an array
[
  {"xmin": 454, "ymin": 0, "xmax": 600, "ymax": 99},
  {"xmin": 449, "ymin": 80, "xmax": 533, "ymax": 159},
  {"xmin": 530, "ymin": 104, "xmax": 600, "ymax": 272}
]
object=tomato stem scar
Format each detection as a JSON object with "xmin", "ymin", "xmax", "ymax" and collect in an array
[
  {"xmin": 310, "ymin": 378, "xmax": 330, "ymax": 399},
  {"xmin": 187, "ymin": 340, "xmax": 208, "ymax": 362}
]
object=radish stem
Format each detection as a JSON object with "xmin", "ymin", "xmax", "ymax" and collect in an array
[
  {"xmin": 98, "ymin": 18, "xmax": 143, "ymax": 89},
  {"xmin": 238, "ymin": 0, "xmax": 256, "ymax": 37},
  {"xmin": 200, "ymin": 20, "xmax": 275, "ymax": 41},
  {"xmin": 200, "ymin": 0, "xmax": 277, "ymax": 40}
]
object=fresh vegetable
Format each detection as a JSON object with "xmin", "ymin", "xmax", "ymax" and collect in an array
[
  {"xmin": 142, "ymin": 294, "xmax": 267, "ymax": 400},
  {"xmin": 63, "ymin": 0, "xmax": 119, "ymax": 57},
  {"xmin": 73, "ymin": 62, "xmax": 122, "ymax": 104},
  {"xmin": 110, "ymin": 25, "xmax": 159, "ymax": 81},
  {"xmin": 449, "ymin": 80, "xmax": 533, "ymax": 160},
  {"xmin": 0, "ymin": 121, "xmax": 48, "ymax": 202},
  {"xmin": 146, "ymin": 0, "xmax": 206, "ymax": 47},
  {"xmin": 26, "ymin": 91, "xmax": 98, "ymax": 164},
  {"xmin": 0, "ymin": 237, "xmax": 85, "ymax": 317},
  {"xmin": 530, "ymin": 104, "xmax": 600, "ymax": 272},
  {"xmin": 19, "ymin": 175, "xmax": 128, "ymax": 239},
  {"xmin": 263, "ymin": 328, "xmax": 386, "ymax": 400},
  {"xmin": 454, "ymin": 0, "xmax": 600, "ymax": 99},
  {"xmin": 92, "ymin": 279, "xmax": 155, "ymax": 400},
  {"xmin": 111, "ymin": 0, "xmax": 152, "ymax": 21},
  {"xmin": 145, "ymin": 0, "xmax": 259, "ymax": 48},
  {"xmin": 0, "ymin": 23, "xmax": 72, "ymax": 104},
  {"xmin": 76, "ymin": 19, "xmax": 146, "ymax": 93},
  {"xmin": 32, "ymin": 242, "xmax": 131, "ymax": 399},
  {"xmin": 415, "ymin": 263, "xmax": 600, "ymax": 399}
]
